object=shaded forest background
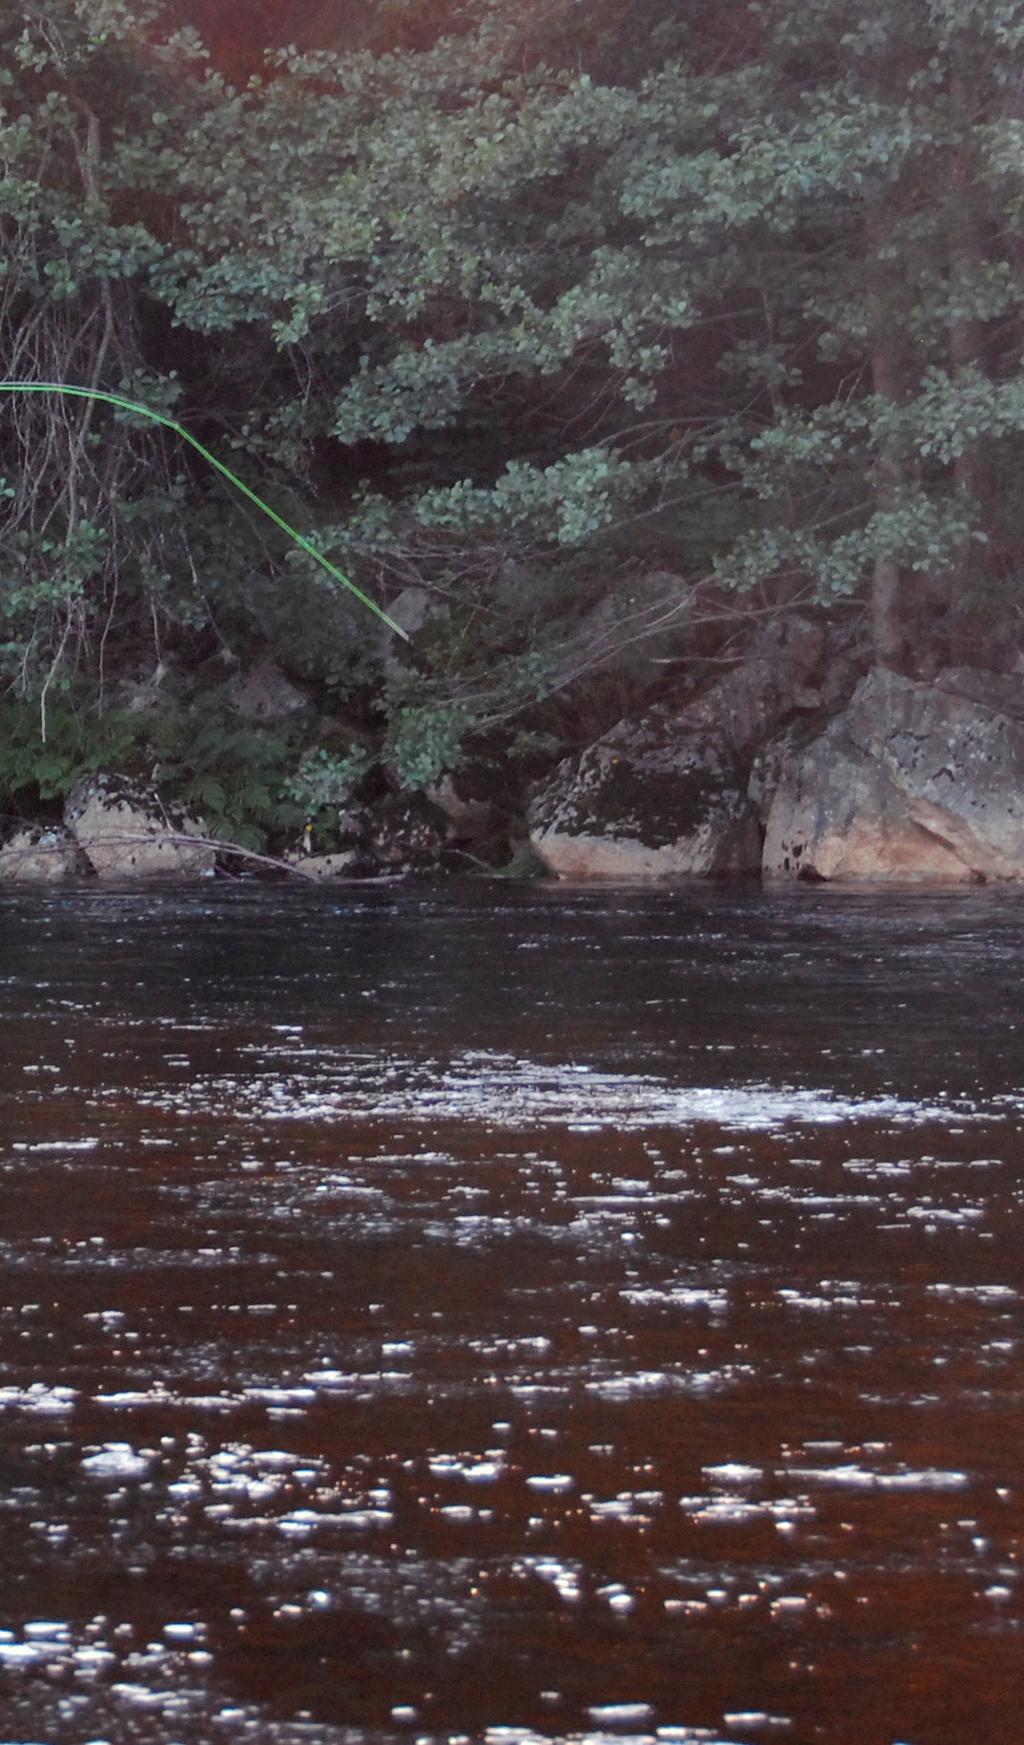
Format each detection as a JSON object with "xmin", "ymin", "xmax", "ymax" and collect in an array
[{"xmin": 2, "ymin": 0, "xmax": 1024, "ymax": 852}]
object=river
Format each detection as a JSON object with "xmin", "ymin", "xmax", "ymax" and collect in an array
[{"xmin": 0, "ymin": 882, "xmax": 1021, "ymax": 1745}]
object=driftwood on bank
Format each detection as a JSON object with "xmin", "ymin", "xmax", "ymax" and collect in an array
[
  {"xmin": 0, "ymin": 826, "xmax": 373, "ymax": 883},
  {"xmin": 114, "ymin": 830, "xmax": 406, "ymax": 883}
]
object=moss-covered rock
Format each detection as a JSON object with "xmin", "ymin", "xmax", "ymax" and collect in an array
[{"xmin": 528, "ymin": 711, "xmax": 760, "ymax": 878}]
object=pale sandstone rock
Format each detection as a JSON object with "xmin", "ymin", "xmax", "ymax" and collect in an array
[
  {"xmin": 385, "ymin": 586, "xmax": 446, "ymax": 640},
  {"xmin": 284, "ymin": 850, "xmax": 358, "ymax": 880},
  {"xmin": 0, "ymin": 827, "xmax": 91, "ymax": 882},
  {"xmin": 764, "ymin": 668, "xmax": 1024, "ymax": 882},
  {"xmin": 762, "ymin": 730, "xmax": 972, "ymax": 881},
  {"xmin": 65, "ymin": 777, "xmax": 214, "ymax": 879}
]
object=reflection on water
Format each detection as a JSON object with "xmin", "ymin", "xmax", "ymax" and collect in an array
[{"xmin": 0, "ymin": 883, "xmax": 1021, "ymax": 1745}]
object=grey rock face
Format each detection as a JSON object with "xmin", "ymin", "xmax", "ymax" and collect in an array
[
  {"xmin": 230, "ymin": 661, "xmax": 310, "ymax": 723},
  {"xmin": 931, "ymin": 666, "xmax": 1024, "ymax": 722},
  {"xmin": 305, "ymin": 794, "xmax": 453, "ymax": 877},
  {"xmin": 385, "ymin": 587, "xmax": 447, "ymax": 641},
  {"xmin": 367, "ymin": 795, "xmax": 451, "ymax": 871},
  {"xmin": 65, "ymin": 777, "xmax": 215, "ymax": 879},
  {"xmin": 764, "ymin": 668, "xmax": 1024, "ymax": 882},
  {"xmin": 682, "ymin": 613, "xmax": 828, "ymax": 758},
  {"xmin": 426, "ymin": 771, "xmax": 499, "ymax": 843}
]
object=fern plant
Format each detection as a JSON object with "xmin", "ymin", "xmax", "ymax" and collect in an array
[
  {"xmin": 147, "ymin": 699, "xmax": 308, "ymax": 852},
  {"xmin": 0, "ymin": 690, "xmax": 311, "ymax": 854},
  {"xmin": 0, "ymin": 698, "xmax": 146, "ymax": 807}
]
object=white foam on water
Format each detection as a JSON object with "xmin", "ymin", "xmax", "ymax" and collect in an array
[
  {"xmin": 621, "ymin": 1288, "xmax": 728, "ymax": 1311},
  {"xmin": 586, "ymin": 1364, "xmax": 752, "ymax": 1400},
  {"xmin": 520, "ymin": 1556, "xmax": 583, "ymax": 1604},
  {"xmin": 784, "ymin": 1464, "xmax": 969, "ymax": 1490},
  {"xmin": 904, "ymin": 1205, "xmax": 984, "ymax": 1224},
  {"xmin": 589, "ymin": 1491, "xmax": 663, "ymax": 1524},
  {"xmin": 723, "ymin": 1717, "xmax": 792, "ymax": 1733},
  {"xmin": 12, "ymin": 1139, "xmax": 100, "ymax": 1152},
  {"xmin": 703, "ymin": 1464, "xmax": 764, "ymax": 1486},
  {"xmin": 689, "ymin": 1499, "xmax": 769, "ymax": 1525},
  {"xmin": 93, "ymin": 1388, "xmax": 238, "ymax": 1411},
  {"xmin": 176, "ymin": 1049, "xmax": 971, "ymax": 1135},
  {"xmin": 928, "ymin": 1283, "xmax": 1017, "ymax": 1300},
  {"xmin": 80, "ymin": 1442, "xmax": 153, "ymax": 1480},
  {"xmin": 429, "ymin": 1455, "xmax": 505, "ymax": 1482},
  {"xmin": 0, "ymin": 1384, "xmax": 76, "ymax": 1414},
  {"xmin": 277, "ymin": 1507, "xmax": 394, "ymax": 1534}
]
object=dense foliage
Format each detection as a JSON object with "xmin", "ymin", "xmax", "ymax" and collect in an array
[{"xmin": 2, "ymin": 0, "xmax": 1024, "ymax": 841}]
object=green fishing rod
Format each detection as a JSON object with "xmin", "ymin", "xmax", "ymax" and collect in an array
[{"xmin": 0, "ymin": 380, "xmax": 409, "ymax": 641}]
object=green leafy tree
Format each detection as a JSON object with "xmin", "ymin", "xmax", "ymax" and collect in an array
[
  {"xmin": 4, "ymin": 0, "xmax": 1024, "ymax": 831},
  {"xmin": 0, "ymin": 1, "xmax": 189, "ymax": 708},
  {"xmin": 156, "ymin": 0, "xmax": 1024, "ymax": 680},
  {"xmin": 0, "ymin": 0, "xmax": 390, "ymax": 725}
]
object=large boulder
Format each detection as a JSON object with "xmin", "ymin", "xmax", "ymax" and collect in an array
[
  {"xmin": 292, "ymin": 794, "xmax": 452, "ymax": 878},
  {"xmin": 367, "ymin": 794, "xmax": 451, "ymax": 872},
  {"xmin": 764, "ymin": 667, "xmax": 1024, "ymax": 882},
  {"xmin": 65, "ymin": 777, "xmax": 215, "ymax": 879},
  {"xmin": 527, "ymin": 612, "xmax": 830, "ymax": 880},
  {"xmin": 528, "ymin": 714, "xmax": 761, "ymax": 878}
]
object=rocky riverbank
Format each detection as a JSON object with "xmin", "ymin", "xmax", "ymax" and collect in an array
[
  {"xmin": 529, "ymin": 659, "xmax": 1024, "ymax": 886},
  {"xmin": 4, "ymin": 633, "xmax": 1024, "ymax": 886}
]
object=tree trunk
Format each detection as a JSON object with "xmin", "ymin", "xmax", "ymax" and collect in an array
[
  {"xmin": 869, "ymin": 460, "xmax": 906, "ymax": 671},
  {"xmin": 946, "ymin": 69, "xmax": 993, "ymax": 631},
  {"xmin": 867, "ymin": 201, "xmax": 908, "ymax": 671}
]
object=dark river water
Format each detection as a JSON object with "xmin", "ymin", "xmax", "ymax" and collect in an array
[{"xmin": 0, "ymin": 882, "xmax": 1021, "ymax": 1745}]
